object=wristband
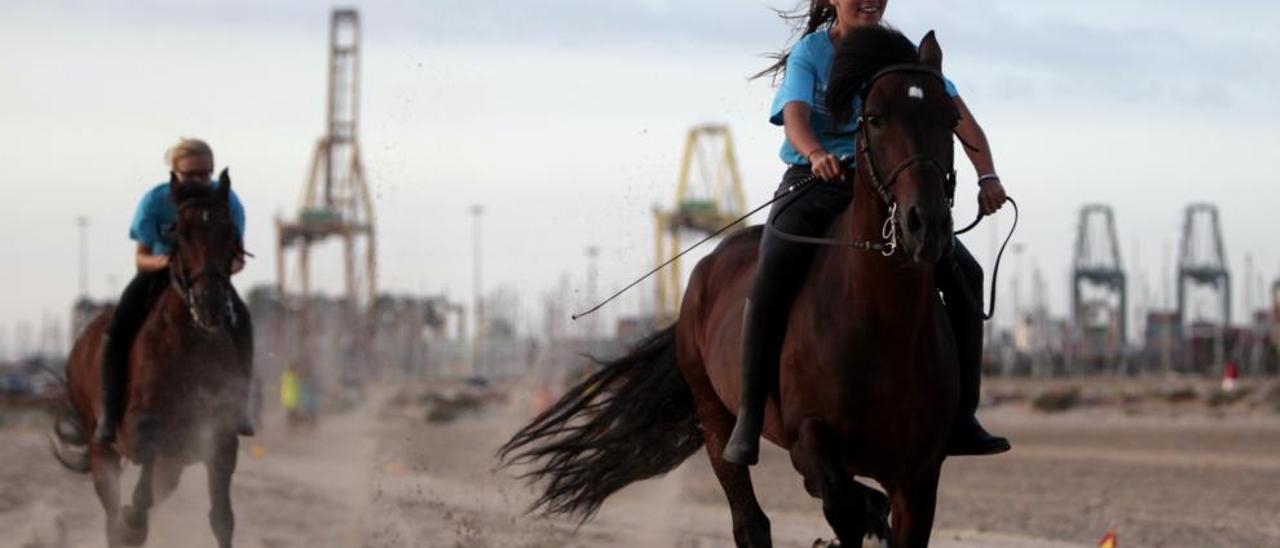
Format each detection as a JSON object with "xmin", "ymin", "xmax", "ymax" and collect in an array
[{"xmin": 977, "ymin": 173, "xmax": 1000, "ymax": 186}]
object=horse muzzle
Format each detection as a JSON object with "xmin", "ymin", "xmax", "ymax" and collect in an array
[{"xmin": 900, "ymin": 204, "xmax": 952, "ymax": 264}]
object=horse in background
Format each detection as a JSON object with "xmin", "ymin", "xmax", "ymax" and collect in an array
[{"xmin": 53, "ymin": 170, "xmax": 251, "ymax": 548}]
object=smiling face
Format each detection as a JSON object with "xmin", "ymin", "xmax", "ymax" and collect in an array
[{"xmin": 831, "ymin": 0, "xmax": 888, "ymax": 29}]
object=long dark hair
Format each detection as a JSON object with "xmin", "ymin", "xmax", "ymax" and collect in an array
[{"xmin": 752, "ymin": 1, "xmax": 837, "ymax": 82}]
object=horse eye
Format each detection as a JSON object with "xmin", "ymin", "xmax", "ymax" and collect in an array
[{"xmin": 864, "ymin": 115, "xmax": 885, "ymax": 128}]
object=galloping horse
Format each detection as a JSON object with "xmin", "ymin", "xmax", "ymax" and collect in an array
[
  {"xmin": 53, "ymin": 171, "xmax": 251, "ymax": 548},
  {"xmin": 502, "ymin": 30, "xmax": 963, "ymax": 547}
]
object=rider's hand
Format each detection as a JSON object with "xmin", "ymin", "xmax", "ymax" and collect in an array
[
  {"xmin": 978, "ymin": 177, "xmax": 1007, "ymax": 216},
  {"xmin": 808, "ymin": 149, "xmax": 843, "ymax": 181}
]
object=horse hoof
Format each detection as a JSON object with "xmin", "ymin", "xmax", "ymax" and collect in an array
[
  {"xmin": 861, "ymin": 532, "xmax": 889, "ymax": 548},
  {"xmin": 118, "ymin": 506, "xmax": 149, "ymax": 547},
  {"xmin": 119, "ymin": 525, "xmax": 148, "ymax": 547}
]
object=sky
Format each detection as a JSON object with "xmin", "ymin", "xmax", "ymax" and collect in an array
[{"xmin": 1, "ymin": 0, "xmax": 1279, "ymax": 357}]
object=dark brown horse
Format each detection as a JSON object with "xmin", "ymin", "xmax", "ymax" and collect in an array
[
  {"xmin": 502, "ymin": 30, "xmax": 963, "ymax": 547},
  {"xmin": 53, "ymin": 170, "xmax": 250, "ymax": 548}
]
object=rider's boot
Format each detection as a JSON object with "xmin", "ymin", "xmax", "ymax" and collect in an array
[
  {"xmin": 944, "ymin": 248, "xmax": 1010, "ymax": 457},
  {"xmin": 724, "ymin": 166, "xmax": 849, "ymax": 466},
  {"xmin": 237, "ymin": 399, "xmax": 256, "ymax": 437},
  {"xmin": 230, "ymin": 294, "xmax": 256, "ymax": 438},
  {"xmin": 724, "ymin": 299, "xmax": 783, "ymax": 465},
  {"xmin": 724, "ymin": 238, "xmax": 796, "ymax": 466},
  {"xmin": 93, "ymin": 334, "xmax": 127, "ymax": 445}
]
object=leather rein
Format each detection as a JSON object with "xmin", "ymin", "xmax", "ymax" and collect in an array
[{"xmin": 764, "ymin": 63, "xmax": 1018, "ymax": 321}]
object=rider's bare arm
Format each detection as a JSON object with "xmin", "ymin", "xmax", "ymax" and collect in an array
[
  {"xmin": 954, "ymin": 96, "xmax": 1007, "ymax": 215},
  {"xmin": 135, "ymin": 243, "xmax": 170, "ymax": 273},
  {"xmin": 783, "ymin": 102, "xmax": 844, "ymax": 181}
]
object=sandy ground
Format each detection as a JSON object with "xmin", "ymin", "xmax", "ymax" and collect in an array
[{"xmin": 3, "ymin": 383, "xmax": 1280, "ymax": 548}]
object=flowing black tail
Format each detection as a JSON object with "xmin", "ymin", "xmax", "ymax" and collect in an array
[
  {"xmin": 498, "ymin": 325, "xmax": 703, "ymax": 521},
  {"xmin": 44, "ymin": 365, "xmax": 90, "ymax": 474}
]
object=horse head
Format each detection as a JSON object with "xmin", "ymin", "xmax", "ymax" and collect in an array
[
  {"xmin": 830, "ymin": 28, "xmax": 959, "ymax": 263},
  {"xmin": 168, "ymin": 168, "xmax": 238, "ymax": 331}
]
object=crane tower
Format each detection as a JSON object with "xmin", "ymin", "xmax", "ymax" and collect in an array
[
  {"xmin": 1071, "ymin": 205, "xmax": 1127, "ymax": 373},
  {"xmin": 275, "ymin": 9, "xmax": 377, "ymax": 390},
  {"xmin": 654, "ymin": 125, "xmax": 747, "ymax": 324},
  {"xmin": 1176, "ymin": 204, "xmax": 1230, "ymax": 373}
]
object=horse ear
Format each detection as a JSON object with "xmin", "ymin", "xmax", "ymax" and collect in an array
[
  {"xmin": 919, "ymin": 30, "xmax": 942, "ymax": 72},
  {"xmin": 217, "ymin": 168, "xmax": 230, "ymax": 201}
]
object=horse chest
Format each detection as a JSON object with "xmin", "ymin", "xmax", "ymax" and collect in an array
[{"xmin": 134, "ymin": 329, "xmax": 239, "ymax": 400}]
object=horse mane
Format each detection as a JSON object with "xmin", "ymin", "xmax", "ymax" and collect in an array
[{"xmin": 825, "ymin": 25, "xmax": 921, "ymax": 124}]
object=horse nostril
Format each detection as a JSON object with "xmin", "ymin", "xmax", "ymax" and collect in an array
[{"xmin": 907, "ymin": 207, "xmax": 925, "ymax": 235}]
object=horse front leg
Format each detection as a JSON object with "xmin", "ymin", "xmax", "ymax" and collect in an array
[
  {"xmin": 89, "ymin": 444, "xmax": 124, "ymax": 548},
  {"xmin": 888, "ymin": 461, "xmax": 942, "ymax": 548},
  {"xmin": 206, "ymin": 434, "xmax": 239, "ymax": 548},
  {"xmin": 118, "ymin": 456, "xmax": 155, "ymax": 547},
  {"xmin": 789, "ymin": 418, "xmax": 889, "ymax": 547}
]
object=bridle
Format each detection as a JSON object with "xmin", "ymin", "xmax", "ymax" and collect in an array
[
  {"xmin": 768, "ymin": 63, "xmax": 958, "ymax": 256},
  {"xmin": 168, "ymin": 198, "xmax": 238, "ymax": 329}
]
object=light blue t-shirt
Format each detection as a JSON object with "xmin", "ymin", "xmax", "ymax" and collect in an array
[
  {"xmin": 128, "ymin": 181, "xmax": 246, "ymax": 256},
  {"xmin": 770, "ymin": 30, "xmax": 959, "ymax": 166}
]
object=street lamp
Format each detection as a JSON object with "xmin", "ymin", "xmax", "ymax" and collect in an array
[{"xmin": 470, "ymin": 205, "xmax": 484, "ymax": 377}]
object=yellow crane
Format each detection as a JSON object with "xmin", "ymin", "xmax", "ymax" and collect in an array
[{"xmin": 654, "ymin": 124, "xmax": 747, "ymax": 324}]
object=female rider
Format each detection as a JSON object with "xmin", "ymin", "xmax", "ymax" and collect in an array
[
  {"xmin": 722, "ymin": 0, "xmax": 1011, "ymax": 465},
  {"xmin": 93, "ymin": 138, "xmax": 255, "ymax": 444}
]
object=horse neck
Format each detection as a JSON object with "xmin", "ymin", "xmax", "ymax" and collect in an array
[
  {"xmin": 820, "ymin": 168, "xmax": 938, "ymax": 320},
  {"xmin": 152, "ymin": 285, "xmax": 213, "ymax": 340},
  {"xmin": 155, "ymin": 285, "xmax": 189, "ymax": 328}
]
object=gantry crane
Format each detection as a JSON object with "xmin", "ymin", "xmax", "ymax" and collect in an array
[
  {"xmin": 654, "ymin": 124, "xmax": 747, "ymax": 324},
  {"xmin": 1176, "ymin": 204, "xmax": 1230, "ymax": 373},
  {"xmin": 1070, "ymin": 205, "xmax": 1127, "ymax": 373},
  {"xmin": 275, "ymin": 9, "xmax": 377, "ymax": 398}
]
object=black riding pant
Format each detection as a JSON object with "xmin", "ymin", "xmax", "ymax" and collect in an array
[
  {"xmin": 104, "ymin": 270, "xmax": 169, "ymax": 363},
  {"xmin": 750, "ymin": 165, "xmax": 854, "ymax": 316}
]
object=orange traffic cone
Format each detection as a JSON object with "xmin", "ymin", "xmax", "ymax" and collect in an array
[{"xmin": 1099, "ymin": 530, "xmax": 1117, "ymax": 548}]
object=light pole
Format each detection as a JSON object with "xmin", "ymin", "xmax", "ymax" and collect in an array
[
  {"xmin": 586, "ymin": 246, "xmax": 600, "ymax": 340},
  {"xmin": 470, "ymin": 205, "xmax": 484, "ymax": 377},
  {"xmin": 76, "ymin": 216, "xmax": 89, "ymax": 298}
]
